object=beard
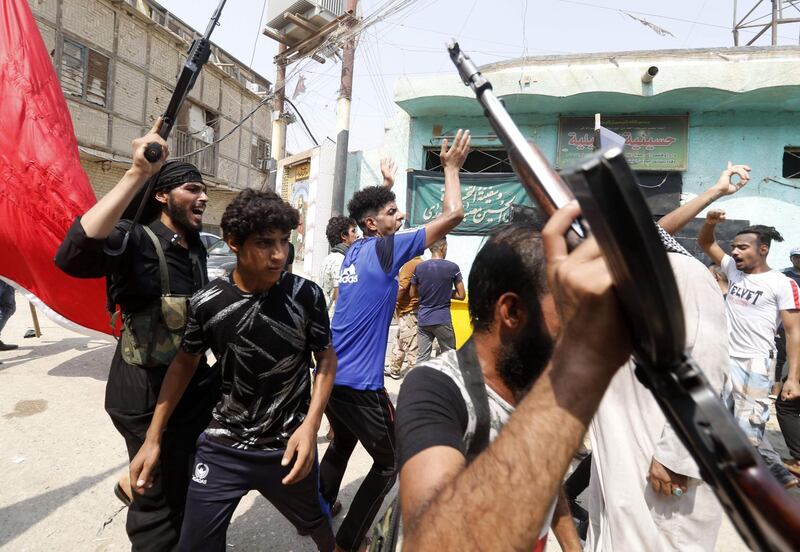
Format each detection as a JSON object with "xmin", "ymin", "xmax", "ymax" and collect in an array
[
  {"xmin": 497, "ymin": 316, "xmax": 554, "ymax": 400},
  {"xmin": 166, "ymin": 195, "xmax": 202, "ymax": 234}
]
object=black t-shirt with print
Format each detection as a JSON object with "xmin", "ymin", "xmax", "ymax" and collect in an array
[{"xmin": 182, "ymin": 271, "xmax": 330, "ymax": 450}]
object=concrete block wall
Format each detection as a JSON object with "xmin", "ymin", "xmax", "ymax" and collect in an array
[{"xmin": 29, "ymin": 0, "xmax": 271, "ymax": 199}]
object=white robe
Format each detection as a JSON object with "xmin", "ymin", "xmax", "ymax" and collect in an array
[{"xmin": 586, "ymin": 253, "xmax": 729, "ymax": 552}]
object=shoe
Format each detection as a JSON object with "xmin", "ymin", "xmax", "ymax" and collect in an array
[
  {"xmin": 114, "ymin": 482, "xmax": 131, "ymax": 507},
  {"xmin": 0, "ymin": 341, "xmax": 18, "ymax": 351},
  {"xmin": 384, "ymin": 369, "xmax": 402, "ymax": 380},
  {"xmin": 783, "ymin": 458, "xmax": 800, "ymax": 477}
]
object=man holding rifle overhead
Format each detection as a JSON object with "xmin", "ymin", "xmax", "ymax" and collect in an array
[{"xmin": 55, "ymin": 122, "xmax": 220, "ymax": 550}]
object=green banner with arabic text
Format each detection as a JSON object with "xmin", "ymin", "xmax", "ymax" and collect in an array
[
  {"xmin": 557, "ymin": 116, "xmax": 688, "ymax": 171},
  {"xmin": 407, "ymin": 171, "xmax": 532, "ymax": 235}
]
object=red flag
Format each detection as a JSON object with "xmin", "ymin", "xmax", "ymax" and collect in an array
[{"xmin": 0, "ymin": 0, "xmax": 109, "ymax": 334}]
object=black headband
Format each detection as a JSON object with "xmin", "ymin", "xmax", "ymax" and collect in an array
[{"xmin": 149, "ymin": 160, "xmax": 204, "ymax": 193}]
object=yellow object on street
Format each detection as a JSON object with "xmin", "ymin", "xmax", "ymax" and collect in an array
[{"xmin": 450, "ymin": 294, "xmax": 472, "ymax": 348}]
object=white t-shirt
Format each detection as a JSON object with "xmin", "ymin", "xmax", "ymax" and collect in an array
[
  {"xmin": 319, "ymin": 251, "xmax": 344, "ymax": 320},
  {"xmin": 721, "ymin": 254, "xmax": 800, "ymax": 358}
]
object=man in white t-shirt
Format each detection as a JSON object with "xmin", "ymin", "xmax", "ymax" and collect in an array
[
  {"xmin": 699, "ymin": 212, "xmax": 800, "ymax": 488},
  {"xmin": 319, "ymin": 216, "xmax": 358, "ymax": 320}
]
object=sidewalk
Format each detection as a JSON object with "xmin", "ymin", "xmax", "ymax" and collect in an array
[{"xmin": 1, "ymin": 292, "xmax": 754, "ymax": 550}]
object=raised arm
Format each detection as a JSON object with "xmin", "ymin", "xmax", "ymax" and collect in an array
[
  {"xmin": 401, "ymin": 203, "xmax": 631, "ymax": 551},
  {"xmin": 80, "ymin": 119, "xmax": 169, "ymax": 239},
  {"xmin": 130, "ymin": 350, "xmax": 201, "ymax": 493},
  {"xmin": 697, "ymin": 210, "xmax": 727, "ymax": 265},
  {"xmin": 658, "ymin": 162, "xmax": 750, "ymax": 235},
  {"xmin": 423, "ymin": 130, "xmax": 470, "ymax": 247},
  {"xmin": 381, "ymin": 157, "xmax": 397, "ymax": 189}
]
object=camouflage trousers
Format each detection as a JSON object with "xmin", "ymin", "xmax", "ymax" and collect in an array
[{"xmin": 388, "ymin": 312, "xmax": 418, "ymax": 376}]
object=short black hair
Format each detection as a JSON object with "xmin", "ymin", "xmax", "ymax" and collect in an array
[
  {"xmin": 347, "ymin": 186, "xmax": 396, "ymax": 232},
  {"xmin": 429, "ymin": 237, "xmax": 447, "ymax": 254},
  {"xmin": 326, "ymin": 216, "xmax": 356, "ymax": 248},
  {"xmin": 221, "ymin": 189, "xmax": 299, "ymax": 246},
  {"xmin": 736, "ymin": 225, "xmax": 784, "ymax": 248},
  {"xmin": 468, "ymin": 222, "xmax": 547, "ymax": 333}
]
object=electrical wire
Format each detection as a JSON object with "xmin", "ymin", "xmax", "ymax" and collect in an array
[
  {"xmin": 248, "ymin": 0, "xmax": 268, "ymax": 70},
  {"xmin": 285, "ymin": 97, "xmax": 319, "ymax": 146}
]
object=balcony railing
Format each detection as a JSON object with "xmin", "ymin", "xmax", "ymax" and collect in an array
[{"xmin": 173, "ymin": 129, "xmax": 217, "ymax": 176}]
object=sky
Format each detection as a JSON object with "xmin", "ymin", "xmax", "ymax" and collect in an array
[{"xmin": 162, "ymin": 0, "xmax": 800, "ymax": 154}]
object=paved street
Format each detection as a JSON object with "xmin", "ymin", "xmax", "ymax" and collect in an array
[{"xmin": 0, "ymin": 292, "xmax": 756, "ymax": 551}]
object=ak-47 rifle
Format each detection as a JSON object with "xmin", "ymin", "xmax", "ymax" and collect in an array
[
  {"xmin": 447, "ymin": 41, "xmax": 800, "ymax": 552},
  {"xmin": 106, "ymin": 0, "xmax": 227, "ymax": 256},
  {"xmin": 144, "ymin": 0, "xmax": 227, "ymax": 162}
]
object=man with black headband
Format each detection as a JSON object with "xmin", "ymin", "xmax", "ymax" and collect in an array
[{"xmin": 55, "ymin": 121, "xmax": 220, "ymax": 550}]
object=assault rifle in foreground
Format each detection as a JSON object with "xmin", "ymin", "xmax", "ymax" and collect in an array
[
  {"xmin": 107, "ymin": 0, "xmax": 227, "ymax": 256},
  {"xmin": 447, "ymin": 41, "xmax": 800, "ymax": 552}
]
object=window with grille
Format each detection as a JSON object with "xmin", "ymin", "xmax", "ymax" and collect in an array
[
  {"xmin": 60, "ymin": 39, "xmax": 109, "ymax": 107},
  {"xmin": 424, "ymin": 147, "xmax": 512, "ymax": 173},
  {"xmin": 783, "ymin": 148, "xmax": 800, "ymax": 179},
  {"xmin": 251, "ymin": 136, "xmax": 270, "ymax": 171}
]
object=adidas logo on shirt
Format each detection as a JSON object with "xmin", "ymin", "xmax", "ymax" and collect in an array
[{"xmin": 340, "ymin": 265, "xmax": 359, "ymax": 284}]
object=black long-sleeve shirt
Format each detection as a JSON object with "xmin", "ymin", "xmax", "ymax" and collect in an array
[{"xmin": 55, "ymin": 217, "xmax": 207, "ymax": 313}]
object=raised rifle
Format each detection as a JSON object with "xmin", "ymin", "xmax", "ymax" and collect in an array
[
  {"xmin": 106, "ymin": 0, "xmax": 227, "ymax": 256},
  {"xmin": 447, "ymin": 41, "xmax": 800, "ymax": 552}
]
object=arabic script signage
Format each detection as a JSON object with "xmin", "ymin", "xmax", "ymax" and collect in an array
[
  {"xmin": 407, "ymin": 171, "xmax": 532, "ymax": 235},
  {"xmin": 557, "ymin": 116, "xmax": 688, "ymax": 171}
]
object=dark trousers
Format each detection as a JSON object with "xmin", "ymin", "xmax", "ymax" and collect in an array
[
  {"xmin": 777, "ymin": 391, "xmax": 800, "ymax": 460},
  {"xmin": 319, "ymin": 386, "xmax": 397, "ymax": 551},
  {"xmin": 105, "ymin": 345, "xmax": 219, "ymax": 552},
  {"xmin": 0, "ymin": 280, "xmax": 16, "ymax": 336},
  {"xmin": 179, "ymin": 434, "xmax": 335, "ymax": 552},
  {"xmin": 417, "ymin": 322, "xmax": 456, "ymax": 363}
]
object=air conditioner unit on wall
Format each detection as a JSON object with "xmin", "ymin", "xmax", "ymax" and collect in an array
[{"xmin": 265, "ymin": 0, "xmax": 346, "ymax": 34}]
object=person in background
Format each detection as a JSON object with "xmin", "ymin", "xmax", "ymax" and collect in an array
[
  {"xmin": 0, "ymin": 280, "xmax": 18, "ymax": 351},
  {"xmin": 320, "ymin": 132, "xmax": 470, "ymax": 552},
  {"xmin": 320, "ymin": 216, "xmax": 358, "ymax": 320},
  {"xmin": 777, "ymin": 247, "xmax": 800, "ymax": 477},
  {"xmin": 410, "ymin": 237, "xmax": 466, "ymax": 362},
  {"xmin": 385, "ymin": 255, "xmax": 423, "ymax": 380}
]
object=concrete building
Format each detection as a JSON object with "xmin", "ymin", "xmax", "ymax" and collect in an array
[
  {"xmin": 28, "ymin": 0, "xmax": 274, "ymax": 234},
  {"xmin": 353, "ymin": 46, "xmax": 800, "ymax": 281}
]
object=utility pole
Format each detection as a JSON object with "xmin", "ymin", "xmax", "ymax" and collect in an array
[
  {"xmin": 732, "ymin": 0, "xmax": 800, "ymax": 46},
  {"xmin": 269, "ymin": 43, "xmax": 288, "ymax": 192},
  {"xmin": 331, "ymin": 0, "xmax": 358, "ymax": 216}
]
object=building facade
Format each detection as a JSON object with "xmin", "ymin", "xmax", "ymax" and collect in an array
[
  {"xmin": 354, "ymin": 46, "xmax": 800, "ymax": 281},
  {"xmin": 28, "ymin": 0, "xmax": 274, "ymax": 233}
]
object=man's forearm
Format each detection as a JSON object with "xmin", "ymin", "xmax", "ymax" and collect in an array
[
  {"xmin": 307, "ymin": 348, "xmax": 336, "ymax": 429},
  {"xmin": 658, "ymin": 188, "xmax": 723, "ymax": 235},
  {"xmin": 81, "ymin": 168, "xmax": 148, "ymax": 239},
  {"xmin": 785, "ymin": 327, "xmax": 800, "ymax": 381},
  {"xmin": 144, "ymin": 353, "xmax": 200, "ymax": 442},
  {"xmin": 551, "ymin": 488, "xmax": 581, "ymax": 552},
  {"xmin": 697, "ymin": 221, "xmax": 717, "ymax": 252},
  {"xmin": 441, "ymin": 167, "xmax": 464, "ymax": 224},
  {"xmin": 403, "ymin": 346, "xmax": 616, "ymax": 551}
]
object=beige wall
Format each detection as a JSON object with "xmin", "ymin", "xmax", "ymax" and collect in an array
[{"xmin": 29, "ymin": 0, "xmax": 271, "ymax": 201}]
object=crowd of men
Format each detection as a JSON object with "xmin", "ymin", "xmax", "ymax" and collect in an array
[{"xmin": 44, "ymin": 119, "xmax": 800, "ymax": 552}]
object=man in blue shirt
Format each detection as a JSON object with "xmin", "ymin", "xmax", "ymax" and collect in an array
[
  {"xmin": 320, "ymin": 130, "xmax": 471, "ymax": 551},
  {"xmin": 410, "ymin": 237, "xmax": 466, "ymax": 362}
]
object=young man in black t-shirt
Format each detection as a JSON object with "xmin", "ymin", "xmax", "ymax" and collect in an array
[{"xmin": 130, "ymin": 189, "xmax": 337, "ymax": 552}]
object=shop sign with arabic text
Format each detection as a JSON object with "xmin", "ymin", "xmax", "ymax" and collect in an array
[
  {"xmin": 407, "ymin": 171, "xmax": 532, "ymax": 235},
  {"xmin": 557, "ymin": 116, "xmax": 688, "ymax": 171}
]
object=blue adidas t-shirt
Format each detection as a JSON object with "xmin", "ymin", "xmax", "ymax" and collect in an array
[{"xmin": 332, "ymin": 227, "xmax": 427, "ymax": 390}]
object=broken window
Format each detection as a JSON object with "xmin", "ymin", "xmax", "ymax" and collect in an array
[
  {"xmin": 424, "ymin": 147, "xmax": 512, "ymax": 173},
  {"xmin": 60, "ymin": 38, "xmax": 109, "ymax": 107},
  {"xmin": 783, "ymin": 148, "xmax": 800, "ymax": 179}
]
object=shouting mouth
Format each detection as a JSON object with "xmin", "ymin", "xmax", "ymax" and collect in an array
[{"xmin": 190, "ymin": 205, "xmax": 205, "ymax": 224}]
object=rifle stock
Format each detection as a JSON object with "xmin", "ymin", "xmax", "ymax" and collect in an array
[{"xmin": 447, "ymin": 41, "xmax": 800, "ymax": 551}]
